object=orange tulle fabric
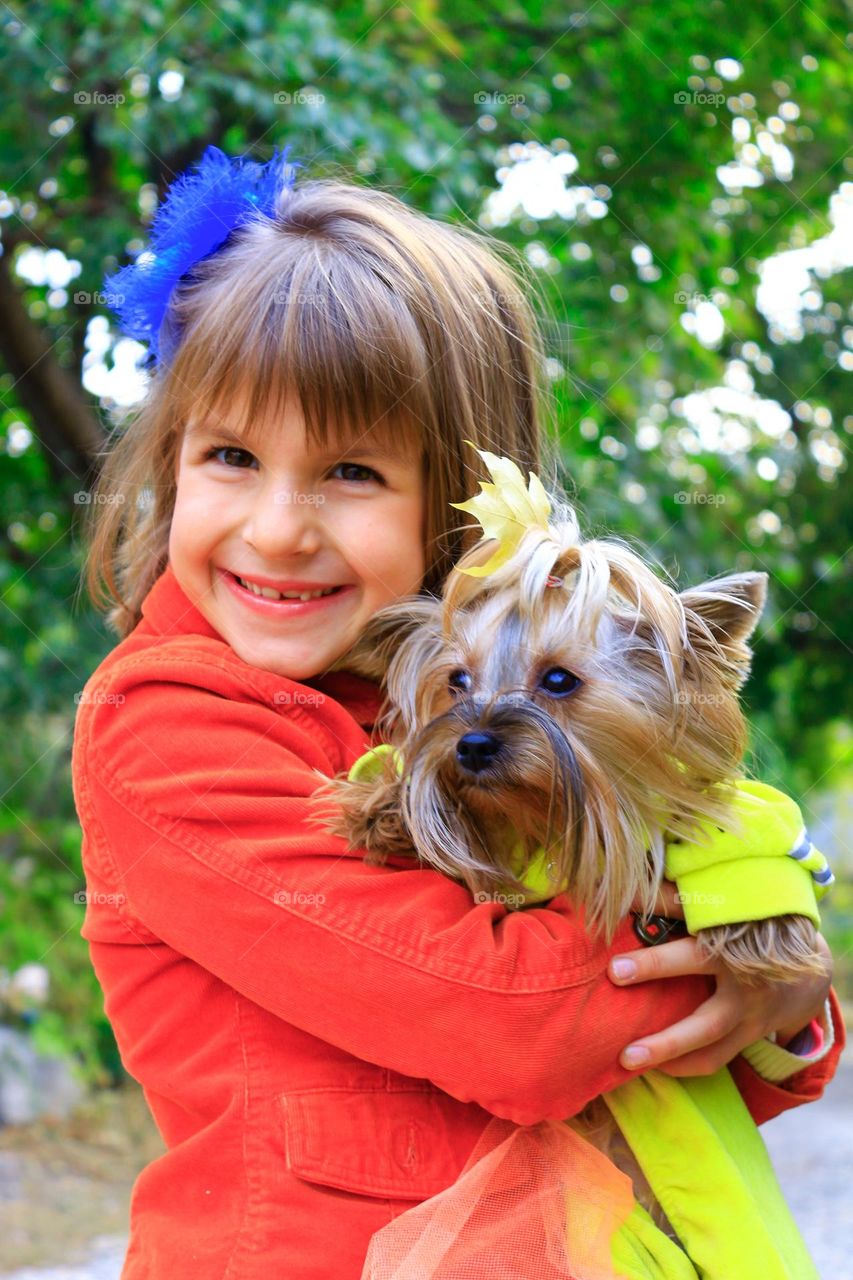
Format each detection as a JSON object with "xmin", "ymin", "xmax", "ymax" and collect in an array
[{"xmin": 361, "ymin": 1116, "xmax": 637, "ymax": 1280}]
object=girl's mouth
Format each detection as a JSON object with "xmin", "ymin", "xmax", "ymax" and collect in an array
[{"xmin": 220, "ymin": 569, "xmax": 354, "ymax": 616}]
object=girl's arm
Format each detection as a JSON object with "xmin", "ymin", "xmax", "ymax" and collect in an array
[
  {"xmin": 72, "ymin": 647, "xmax": 843, "ymax": 1127},
  {"xmin": 606, "ymin": 927, "xmax": 843, "ymax": 1125},
  {"xmin": 733, "ymin": 994, "xmax": 838, "ymax": 1114},
  {"xmin": 603, "ymin": 850, "xmax": 843, "ymax": 1123}
]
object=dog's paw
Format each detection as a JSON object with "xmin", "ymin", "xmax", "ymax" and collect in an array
[{"xmin": 696, "ymin": 915, "xmax": 824, "ymax": 984}]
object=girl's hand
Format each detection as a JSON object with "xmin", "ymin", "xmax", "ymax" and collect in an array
[{"xmin": 608, "ymin": 881, "xmax": 833, "ymax": 1075}]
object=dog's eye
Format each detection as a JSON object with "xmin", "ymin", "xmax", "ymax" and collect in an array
[
  {"xmin": 448, "ymin": 669, "xmax": 472, "ymax": 693},
  {"xmin": 539, "ymin": 667, "xmax": 581, "ymax": 697}
]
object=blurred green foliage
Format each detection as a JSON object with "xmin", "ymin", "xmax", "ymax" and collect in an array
[{"xmin": 0, "ymin": 0, "xmax": 850, "ymax": 1080}]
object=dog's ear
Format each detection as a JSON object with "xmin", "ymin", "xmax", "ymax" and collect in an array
[
  {"xmin": 679, "ymin": 572, "xmax": 767, "ymax": 688},
  {"xmin": 328, "ymin": 594, "xmax": 443, "ymax": 685},
  {"xmin": 680, "ymin": 572, "xmax": 767, "ymax": 644}
]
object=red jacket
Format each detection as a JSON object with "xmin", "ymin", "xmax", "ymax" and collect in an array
[{"xmin": 71, "ymin": 564, "xmax": 846, "ymax": 1280}]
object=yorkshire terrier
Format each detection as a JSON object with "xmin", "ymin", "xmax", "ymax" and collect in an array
[{"xmin": 313, "ymin": 448, "xmax": 825, "ymax": 1235}]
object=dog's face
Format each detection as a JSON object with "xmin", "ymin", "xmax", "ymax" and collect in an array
[{"xmin": 337, "ymin": 515, "xmax": 767, "ymax": 935}]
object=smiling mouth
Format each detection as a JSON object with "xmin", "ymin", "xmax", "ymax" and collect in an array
[{"xmin": 231, "ymin": 574, "xmax": 345, "ymax": 602}]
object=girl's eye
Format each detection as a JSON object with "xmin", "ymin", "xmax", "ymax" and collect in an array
[
  {"xmin": 539, "ymin": 667, "xmax": 582, "ymax": 697},
  {"xmin": 330, "ymin": 462, "xmax": 385, "ymax": 485},
  {"xmin": 448, "ymin": 669, "xmax": 472, "ymax": 693},
  {"xmin": 202, "ymin": 450, "xmax": 384, "ymax": 483},
  {"xmin": 205, "ymin": 445, "xmax": 257, "ymax": 469}
]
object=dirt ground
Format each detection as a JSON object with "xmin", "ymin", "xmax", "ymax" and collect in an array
[{"xmin": 0, "ymin": 1084, "xmax": 162, "ymax": 1274}]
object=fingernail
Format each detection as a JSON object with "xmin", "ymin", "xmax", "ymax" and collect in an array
[
  {"xmin": 611, "ymin": 958, "xmax": 636, "ymax": 980},
  {"xmin": 623, "ymin": 1046, "xmax": 651, "ymax": 1068}
]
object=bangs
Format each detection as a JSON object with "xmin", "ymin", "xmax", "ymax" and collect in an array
[{"xmin": 166, "ymin": 237, "xmax": 431, "ymax": 460}]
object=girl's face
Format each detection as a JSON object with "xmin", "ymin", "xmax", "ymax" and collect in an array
[{"xmin": 169, "ymin": 392, "xmax": 426, "ymax": 681}]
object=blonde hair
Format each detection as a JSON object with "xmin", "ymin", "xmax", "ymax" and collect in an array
[{"xmin": 85, "ymin": 173, "xmax": 562, "ymax": 635}]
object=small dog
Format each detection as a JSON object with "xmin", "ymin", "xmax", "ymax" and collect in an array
[
  {"xmin": 320, "ymin": 482, "xmax": 819, "ymax": 983},
  {"xmin": 314, "ymin": 453, "xmax": 824, "ymax": 1239}
]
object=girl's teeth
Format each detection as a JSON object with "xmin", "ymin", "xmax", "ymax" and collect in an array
[{"xmin": 235, "ymin": 575, "xmax": 337, "ymax": 602}]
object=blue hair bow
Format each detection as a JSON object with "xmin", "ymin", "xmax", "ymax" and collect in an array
[{"xmin": 103, "ymin": 143, "xmax": 301, "ymax": 366}]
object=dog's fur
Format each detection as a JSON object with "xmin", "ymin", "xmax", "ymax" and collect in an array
[{"xmin": 312, "ymin": 493, "xmax": 823, "ymax": 1234}]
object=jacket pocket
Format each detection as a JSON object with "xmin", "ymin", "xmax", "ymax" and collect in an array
[{"xmin": 277, "ymin": 1086, "xmax": 484, "ymax": 1201}]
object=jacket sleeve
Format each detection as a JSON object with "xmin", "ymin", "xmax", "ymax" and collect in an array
[
  {"xmin": 73, "ymin": 652, "xmax": 842, "ymax": 1128},
  {"xmin": 730, "ymin": 987, "xmax": 846, "ymax": 1125}
]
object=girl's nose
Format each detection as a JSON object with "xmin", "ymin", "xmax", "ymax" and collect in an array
[{"xmin": 243, "ymin": 484, "xmax": 323, "ymax": 559}]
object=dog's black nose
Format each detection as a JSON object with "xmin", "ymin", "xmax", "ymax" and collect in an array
[{"xmin": 456, "ymin": 731, "xmax": 502, "ymax": 773}]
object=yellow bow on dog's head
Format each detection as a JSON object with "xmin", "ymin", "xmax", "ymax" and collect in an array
[{"xmin": 449, "ymin": 440, "xmax": 554, "ymax": 578}]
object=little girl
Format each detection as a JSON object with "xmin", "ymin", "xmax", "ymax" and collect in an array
[{"xmin": 72, "ymin": 146, "xmax": 842, "ymax": 1280}]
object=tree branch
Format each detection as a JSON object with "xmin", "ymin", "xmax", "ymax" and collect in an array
[{"xmin": 0, "ymin": 252, "xmax": 105, "ymax": 482}]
